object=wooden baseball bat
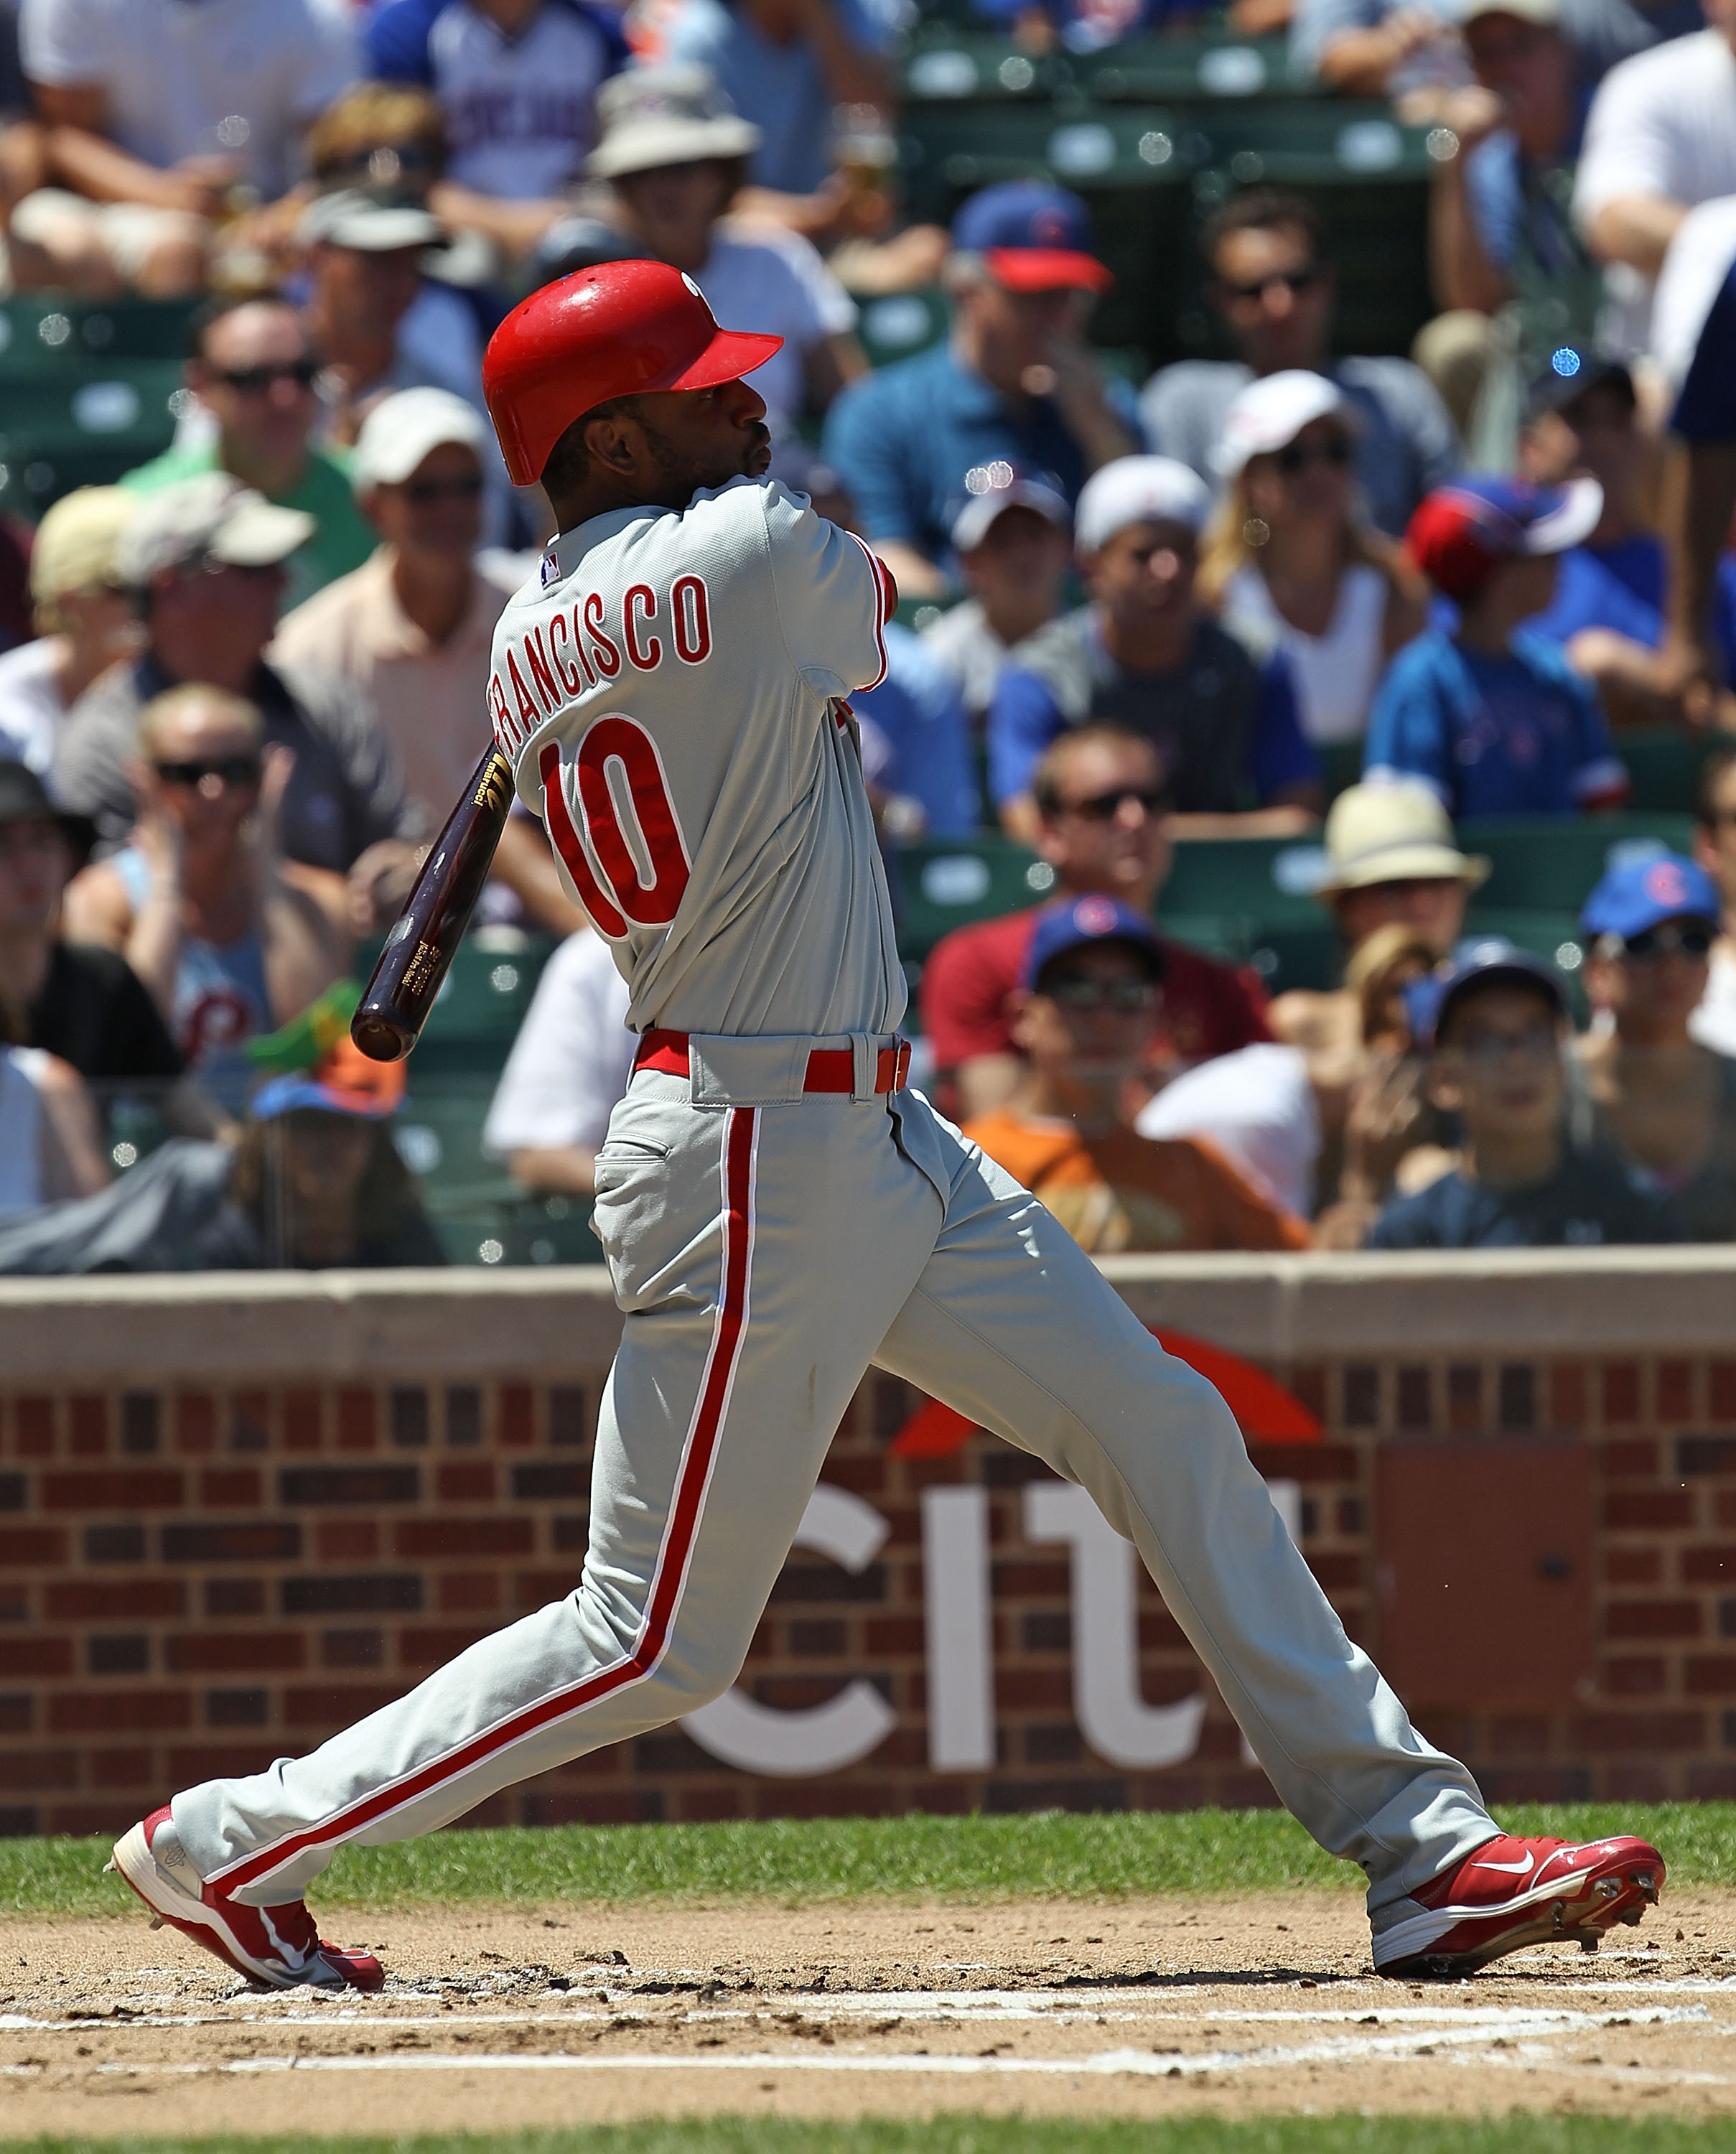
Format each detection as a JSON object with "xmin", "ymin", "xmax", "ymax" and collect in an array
[{"xmin": 351, "ymin": 741, "xmax": 515, "ymax": 1063}]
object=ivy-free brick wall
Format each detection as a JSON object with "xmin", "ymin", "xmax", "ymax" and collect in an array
[{"xmin": 3, "ymin": 1254, "xmax": 1735, "ymax": 1836}]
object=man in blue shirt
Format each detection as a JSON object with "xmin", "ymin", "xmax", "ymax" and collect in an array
[
  {"xmin": 988, "ymin": 456, "xmax": 1321, "ymax": 838},
  {"xmin": 821, "ymin": 182, "xmax": 1139, "ymax": 598},
  {"xmin": 1367, "ymin": 938, "xmax": 1677, "ymax": 1248},
  {"xmin": 1365, "ymin": 474, "xmax": 1629, "ymax": 816}
]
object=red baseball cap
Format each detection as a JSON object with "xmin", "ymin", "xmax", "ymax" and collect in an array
[
  {"xmin": 951, "ymin": 181, "xmax": 1114, "ymax": 295},
  {"xmin": 483, "ymin": 260, "xmax": 783, "ymax": 485},
  {"xmin": 1404, "ymin": 475, "xmax": 1602, "ymax": 601}
]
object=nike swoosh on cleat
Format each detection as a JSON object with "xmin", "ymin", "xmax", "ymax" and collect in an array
[{"xmin": 1476, "ymin": 1853, "xmax": 1537, "ymax": 1876}]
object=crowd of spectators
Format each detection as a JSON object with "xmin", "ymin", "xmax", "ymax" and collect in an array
[{"xmin": 1, "ymin": 0, "xmax": 1735, "ymax": 1268}]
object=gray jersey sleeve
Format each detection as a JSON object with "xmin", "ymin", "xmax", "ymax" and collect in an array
[{"xmin": 760, "ymin": 481, "xmax": 895, "ymax": 699}]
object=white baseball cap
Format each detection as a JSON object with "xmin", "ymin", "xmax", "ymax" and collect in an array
[
  {"xmin": 1317, "ymin": 780, "xmax": 1490, "ymax": 894},
  {"xmin": 116, "ymin": 472, "xmax": 313, "ymax": 586},
  {"xmin": 1214, "ymin": 370, "xmax": 1355, "ymax": 481},
  {"xmin": 300, "ymin": 188, "xmax": 444, "ymax": 253},
  {"xmin": 1074, "ymin": 455, "xmax": 1211, "ymax": 552},
  {"xmin": 352, "ymin": 388, "xmax": 486, "ymax": 493},
  {"xmin": 949, "ymin": 461, "xmax": 1071, "ymax": 552}
]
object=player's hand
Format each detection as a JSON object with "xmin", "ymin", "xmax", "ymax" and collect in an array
[{"xmin": 126, "ymin": 760, "xmax": 185, "ymax": 897}]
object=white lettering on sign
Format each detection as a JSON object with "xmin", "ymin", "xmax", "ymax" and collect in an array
[
  {"xmin": 682, "ymin": 1485, "xmax": 896, "ymax": 1777},
  {"xmin": 922, "ymin": 1486, "xmax": 995, "ymax": 1771},
  {"xmin": 1023, "ymin": 1483, "xmax": 1207, "ymax": 1770}
]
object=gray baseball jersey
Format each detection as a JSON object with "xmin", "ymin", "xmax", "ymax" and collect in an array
[{"xmin": 487, "ymin": 477, "xmax": 903, "ymax": 1039}]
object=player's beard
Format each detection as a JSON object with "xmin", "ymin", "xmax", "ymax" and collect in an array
[{"xmin": 639, "ymin": 414, "xmax": 773, "ymax": 501}]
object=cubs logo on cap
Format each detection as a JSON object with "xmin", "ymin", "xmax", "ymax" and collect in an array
[
  {"xmin": 1578, "ymin": 848, "xmax": 1721, "ymax": 943},
  {"xmin": 950, "ymin": 180, "xmax": 1114, "ymax": 295},
  {"xmin": 1020, "ymin": 892, "xmax": 1166, "ymax": 989}
]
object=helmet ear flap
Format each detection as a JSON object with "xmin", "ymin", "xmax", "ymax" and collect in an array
[{"xmin": 483, "ymin": 261, "xmax": 783, "ymax": 486}]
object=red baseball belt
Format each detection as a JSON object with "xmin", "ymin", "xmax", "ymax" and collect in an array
[{"xmin": 633, "ymin": 1029, "xmax": 911, "ymax": 1094}]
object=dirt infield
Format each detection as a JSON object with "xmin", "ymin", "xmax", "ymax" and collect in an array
[{"xmin": 5, "ymin": 1890, "xmax": 1736, "ymax": 2134}]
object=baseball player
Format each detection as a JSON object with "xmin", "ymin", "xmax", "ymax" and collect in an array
[{"xmin": 112, "ymin": 264, "xmax": 1663, "ymax": 1990}]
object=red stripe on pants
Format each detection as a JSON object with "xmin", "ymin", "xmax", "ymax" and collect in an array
[{"xmin": 209, "ymin": 1107, "xmax": 760, "ymax": 1894}]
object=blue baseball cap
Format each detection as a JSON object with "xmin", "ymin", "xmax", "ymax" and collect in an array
[
  {"xmin": 1579, "ymin": 849, "xmax": 1720, "ymax": 943},
  {"xmin": 1405, "ymin": 473, "xmax": 1603, "ymax": 600},
  {"xmin": 1406, "ymin": 936, "xmax": 1567, "ymax": 1048},
  {"xmin": 951, "ymin": 181, "xmax": 1113, "ymax": 294},
  {"xmin": 1022, "ymin": 894, "xmax": 1165, "ymax": 991}
]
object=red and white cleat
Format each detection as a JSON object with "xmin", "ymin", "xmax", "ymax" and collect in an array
[
  {"xmin": 1373, "ymin": 1833, "xmax": 1665, "ymax": 1980},
  {"xmin": 108, "ymin": 1806, "xmax": 384, "ymax": 1993}
]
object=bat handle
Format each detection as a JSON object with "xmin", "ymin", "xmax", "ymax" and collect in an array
[{"xmin": 352, "ymin": 742, "xmax": 515, "ymax": 1063}]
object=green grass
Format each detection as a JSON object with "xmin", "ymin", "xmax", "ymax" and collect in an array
[
  {"xmin": 4, "ymin": 1802, "xmax": 1731, "ymax": 1918},
  {"xmin": 9, "ymin": 2125, "xmax": 1736, "ymax": 2154}
]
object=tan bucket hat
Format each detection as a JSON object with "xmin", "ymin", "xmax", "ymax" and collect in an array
[
  {"xmin": 586, "ymin": 65, "xmax": 762, "ymax": 182},
  {"xmin": 1317, "ymin": 779, "xmax": 1491, "ymax": 895}
]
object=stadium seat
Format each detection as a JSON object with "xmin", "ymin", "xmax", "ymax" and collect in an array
[
  {"xmin": 1458, "ymin": 813, "xmax": 1695, "ymax": 914},
  {"xmin": 900, "ymin": 30, "xmax": 1062, "ymax": 103},
  {"xmin": 0, "ymin": 358, "xmax": 183, "ymax": 515},
  {"xmin": 1161, "ymin": 833, "xmax": 1329, "ymax": 933},
  {"xmin": 1615, "ymin": 727, "xmax": 1712, "ymax": 816},
  {"xmin": 889, "ymin": 833, "xmax": 1055, "ymax": 956},
  {"xmin": 404, "ymin": 926, "xmax": 556, "ymax": 1078},
  {"xmin": 1077, "ymin": 32, "xmax": 1307, "ymax": 103},
  {"xmin": 851, "ymin": 286, "xmax": 950, "ymax": 370},
  {"xmin": 0, "ymin": 297, "xmax": 195, "ymax": 374}
]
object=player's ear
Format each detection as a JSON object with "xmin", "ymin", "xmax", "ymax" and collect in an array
[{"xmin": 582, "ymin": 409, "xmax": 640, "ymax": 479}]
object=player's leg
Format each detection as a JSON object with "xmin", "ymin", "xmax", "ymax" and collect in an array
[
  {"xmin": 123, "ymin": 1083, "xmax": 941, "ymax": 1979},
  {"xmin": 872, "ymin": 1099, "xmax": 1661, "ymax": 1972}
]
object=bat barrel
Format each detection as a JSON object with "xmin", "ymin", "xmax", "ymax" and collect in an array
[{"xmin": 352, "ymin": 743, "xmax": 515, "ymax": 1063}]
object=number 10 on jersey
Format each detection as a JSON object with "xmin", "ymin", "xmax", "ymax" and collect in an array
[{"xmin": 539, "ymin": 718, "xmax": 691, "ymax": 938}]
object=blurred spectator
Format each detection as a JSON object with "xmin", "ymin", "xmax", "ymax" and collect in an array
[
  {"xmin": 988, "ymin": 456, "xmax": 1322, "ymax": 840},
  {"xmin": 969, "ymin": 0, "xmax": 1215, "ymax": 54},
  {"xmin": 854, "ymin": 631, "xmax": 979, "ymax": 839},
  {"xmin": 1366, "ymin": 475, "xmax": 1630, "ymax": 813},
  {"xmin": 297, "ymin": 190, "xmax": 487, "ymax": 446},
  {"xmin": 61, "ymin": 684, "xmax": 346, "ymax": 1106},
  {"xmin": 0, "ymin": 1038, "xmax": 110, "ymax": 1213},
  {"xmin": 1421, "ymin": 0, "xmax": 1605, "ymax": 433},
  {"xmin": 223, "ymin": 1021, "xmax": 448, "ymax": 1258},
  {"xmin": 1573, "ymin": 4, "xmax": 1736, "ymax": 307},
  {"xmin": 0, "ymin": 759, "xmax": 182, "ymax": 1088},
  {"xmin": 822, "ymin": 182, "xmax": 1137, "ymax": 597},
  {"xmin": 13, "ymin": 0, "xmax": 357, "ymax": 295},
  {"xmin": 1691, "ymin": 740, "xmax": 1736, "ymax": 1052},
  {"xmin": 54, "ymin": 475, "xmax": 424, "ymax": 933},
  {"xmin": 661, "ymin": 0, "xmax": 894, "ymax": 200},
  {"xmin": 1142, "ymin": 190, "xmax": 1457, "ymax": 540},
  {"xmin": 962, "ymin": 897, "xmax": 1310, "ymax": 1253},
  {"xmin": 1366, "ymin": 937, "xmax": 1676, "ymax": 1244},
  {"xmin": 482, "ymin": 927, "xmax": 633, "ymax": 1196},
  {"xmin": 124, "ymin": 297, "xmax": 375, "ymax": 612},
  {"xmin": 271, "ymin": 389, "xmax": 582, "ymax": 935},
  {"xmin": 1134, "ymin": 1040, "xmax": 1322, "ymax": 1220},
  {"xmin": 1270, "ymin": 778, "xmax": 1488, "ymax": 1208},
  {"xmin": 368, "ymin": 0, "xmax": 625, "ymax": 265},
  {"xmin": 1292, "ymin": 0, "xmax": 1469, "ymax": 111},
  {"xmin": 1202, "ymin": 372, "xmax": 1428, "ymax": 747},
  {"xmin": 1577, "ymin": 849, "xmax": 1736, "ymax": 1237},
  {"xmin": 0, "ymin": 487, "xmax": 136, "ymax": 778},
  {"xmin": 920, "ymin": 722, "xmax": 1272, "ymax": 1120},
  {"xmin": 1516, "ymin": 350, "xmax": 1692, "ymax": 724},
  {"xmin": 574, "ymin": 67, "xmax": 864, "ymax": 449},
  {"xmin": 920, "ymin": 463, "xmax": 1073, "ymax": 735}
]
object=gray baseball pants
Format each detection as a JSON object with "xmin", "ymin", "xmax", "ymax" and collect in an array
[{"xmin": 173, "ymin": 1034, "xmax": 1495, "ymax": 1913}]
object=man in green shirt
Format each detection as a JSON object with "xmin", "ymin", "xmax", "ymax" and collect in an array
[{"xmin": 123, "ymin": 294, "xmax": 375, "ymax": 613}]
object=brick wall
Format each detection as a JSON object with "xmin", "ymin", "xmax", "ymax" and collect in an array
[{"xmin": 3, "ymin": 1256, "xmax": 1735, "ymax": 1834}]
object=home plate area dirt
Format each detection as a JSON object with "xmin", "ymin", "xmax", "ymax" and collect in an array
[{"xmin": 6, "ymin": 1891, "xmax": 1736, "ymax": 2132}]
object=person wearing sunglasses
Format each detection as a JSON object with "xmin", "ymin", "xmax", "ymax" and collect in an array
[
  {"xmin": 923, "ymin": 721, "xmax": 1274, "ymax": 1122},
  {"xmin": 273, "ymin": 390, "xmax": 582, "ymax": 936},
  {"xmin": 963, "ymin": 895, "xmax": 1310, "ymax": 1254},
  {"xmin": 54, "ymin": 473, "xmax": 426, "ymax": 940},
  {"xmin": 1140, "ymin": 188, "xmax": 1457, "ymax": 542},
  {"xmin": 1574, "ymin": 852, "xmax": 1736, "ymax": 1240},
  {"xmin": 62, "ymin": 683, "xmax": 345, "ymax": 1113},
  {"xmin": 1203, "ymin": 371, "xmax": 1427, "ymax": 750},
  {"xmin": 122, "ymin": 295, "xmax": 376, "ymax": 614},
  {"xmin": 1368, "ymin": 936, "xmax": 1676, "ymax": 1247}
]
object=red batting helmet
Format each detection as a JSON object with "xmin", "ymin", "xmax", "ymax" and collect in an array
[{"xmin": 482, "ymin": 259, "xmax": 783, "ymax": 486}]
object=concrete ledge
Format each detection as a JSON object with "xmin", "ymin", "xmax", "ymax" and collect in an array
[{"xmin": 2, "ymin": 1246, "xmax": 1735, "ymax": 1379}]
